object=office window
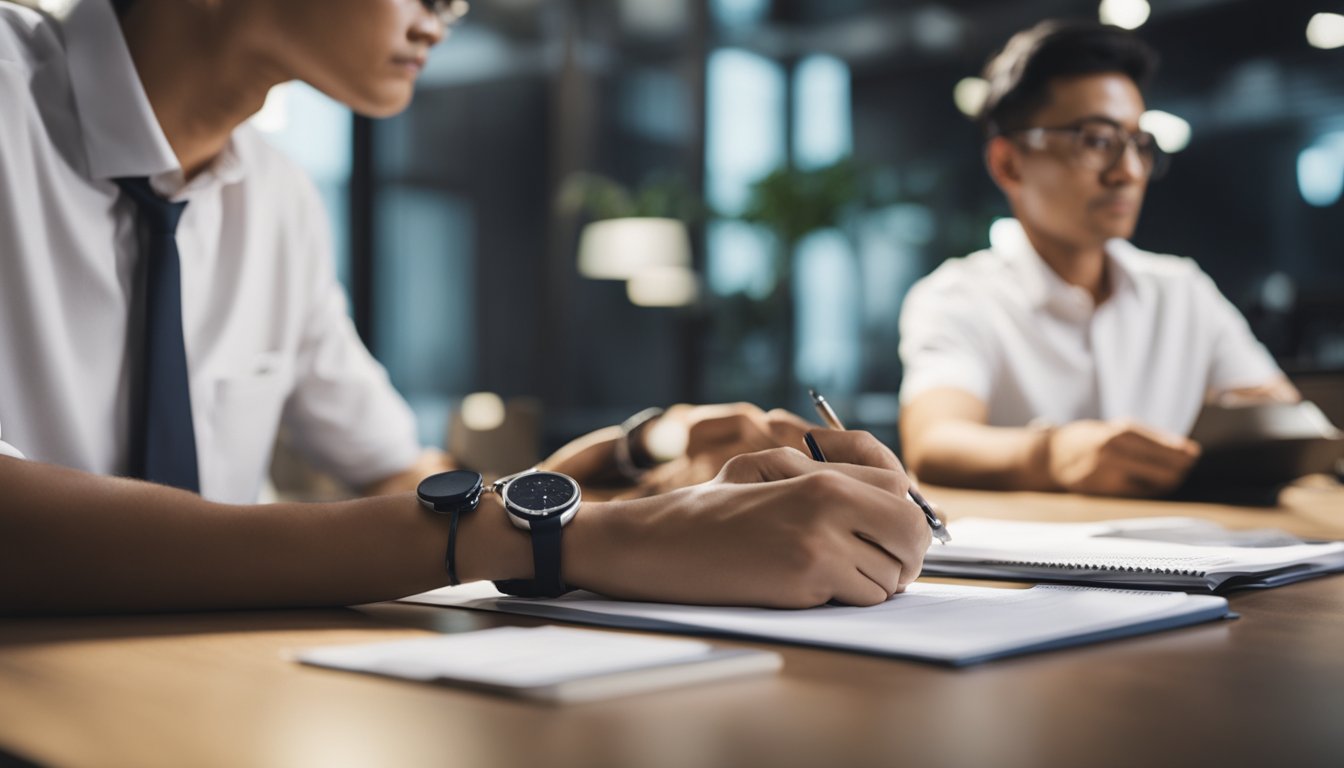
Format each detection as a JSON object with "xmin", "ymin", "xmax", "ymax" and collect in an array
[
  {"xmin": 703, "ymin": 48, "xmax": 785, "ymax": 298},
  {"xmin": 251, "ymin": 83, "xmax": 354, "ymax": 288},
  {"xmin": 374, "ymin": 188, "xmax": 476, "ymax": 449},
  {"xmin": 793, "ymin": 54, "xmax": 853, "ymax": 170},
  {"xmin": 710, "ymin": 0, "xmax": 769, "ymax": 29},
  {"xmin": 703, "ymin": 48, "xmax": 787, "ymax": 402},
  {"xmin": 792, "ymin": 54, "xmax": 862, "ymax": 396}
]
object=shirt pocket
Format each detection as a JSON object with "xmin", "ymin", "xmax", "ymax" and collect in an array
[{"xmin": 199, "ymin": 352, "xmax": 294, "ymax": 503}]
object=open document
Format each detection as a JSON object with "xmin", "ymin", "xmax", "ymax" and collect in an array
[
  {"xmin": 401, "ymin": 581, "xmax": 1229, "ymax": 667},
  {"xmin": 922, "ymin": 517, "xmax": 1344, "ymax": 591}
]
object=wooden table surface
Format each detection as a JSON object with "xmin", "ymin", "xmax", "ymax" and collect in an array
[{"xmin": 2, "ymin": 482, "xmax": 1342, "ymax": 768}]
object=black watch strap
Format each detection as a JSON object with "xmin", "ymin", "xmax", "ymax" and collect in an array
[
  {"xmin": 417, "ymin": 470, "xmax": 484, "ymax": 587},
  {"xmin": 494, "ymin": 516, "xmax": 569, "ymax": 598}
]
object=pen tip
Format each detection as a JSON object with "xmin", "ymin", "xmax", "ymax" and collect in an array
[{"xmin": 808, "ymin": 388, "xmax": 820, "ymax": 400}]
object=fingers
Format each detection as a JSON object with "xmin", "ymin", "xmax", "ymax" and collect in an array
[
  {"xmin": 685, "ymin": 410, "xmax": 778, "ymax": 455},
  {"xmin": 1118, "ymin": 453, "xmax": 1191, "ymax": 493},
  {"xmin": 763, "ymin": 408, "xmax": 816, "ymax": 449},
  {"xmin": 716, "ymin": 446, "xmax": 808, "ymax": 484},
  {"xmin": 1097, "ymin": 458, "xmax": 1183, "ymax": 497},
  {"xmin": 1110, "ymin": 423, "xmax": 1200, "ymax": 464},
  {"xmin": 837, "ymin": 485, "xmax": 931, "ymax": 591},
  {"xmin": 1103, "ymin": 424, "xmax": 1200, "ymax": 495},
  {"xmin": 830, "ymin": 534, "xmax": 912, "ymax": 606},
  {"xmin": 803, "ymin": 429, "xmax": 905, "ymax": 472},
  {"xmin": 716, "ymin": 446, "xmax": 913, "ymax": 501},
  {"xmin": 829, "ymin": 566, "xmax": 900, "ymax": 607},
  {"xmin": 712, "ymin": 453, "xmax": 931, "ymax": 606},
  {"xmin": 613, "ymin": 459, "xmax": 932, "ymax": 609},
  {"xmin": 686, "ymin": 405, "xmax": 815, "ymax": 450},
  {"xmin": 784, "ymin": 470, "xmax": 931, "ymax": 602}
]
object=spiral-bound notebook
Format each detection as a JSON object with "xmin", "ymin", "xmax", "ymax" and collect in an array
[{"xmin": 921, "ymin": 517, "xmax": 1344, "ymax": 591}]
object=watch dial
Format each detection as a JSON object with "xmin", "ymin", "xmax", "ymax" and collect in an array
[
  {"xmin": 506, "ymin": 473, "xmax": 577, "ymax": 515},
  {"xmin": 419, "ymin": 470, "xmax": 482, "ymax": 501}
]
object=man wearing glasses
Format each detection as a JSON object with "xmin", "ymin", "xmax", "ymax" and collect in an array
[{"xmin": 897, "ymin": 21, "xmax": 1299, "ymax": 498}]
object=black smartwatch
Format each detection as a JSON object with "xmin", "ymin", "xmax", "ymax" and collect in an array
[
  {"xmin": 491, "ymin": 469, "xmax": 581, "ymax": 598},
  {"xmin": 416, "ymin": 470, "xmax": 484, "ymax": 586}
]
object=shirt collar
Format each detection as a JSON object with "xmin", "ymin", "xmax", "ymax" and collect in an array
[
  {"xmin": 990, "ymin": 218, "xmax": 1139, "ymax": 316},
  {"xmin": 63, "ymin": 0, "xmax": 180, "ymax": 182}
]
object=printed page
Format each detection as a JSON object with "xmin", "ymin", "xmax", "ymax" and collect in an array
[{"xmin": 408, "ymin": 582, "xmax": 1227, "ymax": 664}]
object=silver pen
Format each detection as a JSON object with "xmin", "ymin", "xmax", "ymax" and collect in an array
[{"xmin": 808, "ymin": 388, "xmax": 951, "ymax": 544}]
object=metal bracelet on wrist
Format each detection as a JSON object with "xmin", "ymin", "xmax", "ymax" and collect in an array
[{"xmin": 613, "ymin": 406, "xmax": 665, "ymax": 483}]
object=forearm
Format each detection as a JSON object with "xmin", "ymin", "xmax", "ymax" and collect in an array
[
  {"xmin": 362, "ymin": 448, "xmax": 455, "ymax": 496},
  {"xmin": 905, "ymin": 420, "xmax": 1056, "ymax": 491},
  {"xmin": 1214, "ymin": 376, "xmax": 1302, "ymax": 405},
  {"xmin": 0, "ymin": 457, "xmax": 530, "ymax": 615}
]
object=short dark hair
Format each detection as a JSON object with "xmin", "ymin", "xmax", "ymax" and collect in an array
[{"xmin": 977, "ymin": 21, "xmax": 1159, "ymax": 139}]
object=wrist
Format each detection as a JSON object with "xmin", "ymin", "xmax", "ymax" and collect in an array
[
  {"xmin": 558, "ymin": 498, "xmax": 649, "ymax": 596},
  {"xmin": 452, "ymin": 492, "xmax": 532, "ymax": 583},
  {"xmin": 1029, "ymin": 423, "xmax": 1062, "ymax": 492}
]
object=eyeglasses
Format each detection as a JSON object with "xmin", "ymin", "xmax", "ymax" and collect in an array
[
  {"xmin": 1005, "ymin": 119, "xmax": 1170, "ymax": 180},
  {"xmin": 419, "ymin": 0, "xmax": 471, "ymax": 29}
]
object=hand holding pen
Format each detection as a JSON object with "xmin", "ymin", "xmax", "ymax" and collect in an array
[{"xmin": 807, "ymin": 389, "xmax": 951, "ymax": 544}]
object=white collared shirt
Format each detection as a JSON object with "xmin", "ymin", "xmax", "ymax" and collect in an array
[
  {"xmin": 0, "ymin": 0, "xmax": 421, "ymax": 502},
  {"xmin": 898, "ymin": 219, "xmax": 1283, "ymax": 436}
]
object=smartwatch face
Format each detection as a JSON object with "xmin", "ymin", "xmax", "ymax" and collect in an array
[
  {"xmin": 418, "ymin": 470, "xmax": 482, "ymax": 503},
  {"xmin": 504, "ymin": 472, "xmax": 578, "ymax": 517}
]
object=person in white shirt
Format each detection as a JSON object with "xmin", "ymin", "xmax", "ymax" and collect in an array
[
  {"xmin": 0, "ymin": 0, "xmax": 932, "ymax": 614},
  {"xmin": 898, "ymin": 21, "xmax": 1299, "ymax": 498}
]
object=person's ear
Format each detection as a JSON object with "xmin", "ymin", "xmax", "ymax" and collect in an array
[{"xmin": 985, "ymin": 136, "xmax": 1023, "ymax": 197}]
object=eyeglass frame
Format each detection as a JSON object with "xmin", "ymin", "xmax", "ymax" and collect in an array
[
  {"xmin": 998, "ymin": 117, "xmax": 1170, "ymax": 181},
  {"xmin": 418, "ymin": 0, "xmax": 471, "ymax": 28}
]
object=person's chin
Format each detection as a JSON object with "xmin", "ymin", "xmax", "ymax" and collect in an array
[
  {"xmin": 350, "ymin": 86, "xmax": 416, "ymax": 118},
  {"xmin": 1091, "ymin": 212, "xmax": 1139, "ymax": 241}
]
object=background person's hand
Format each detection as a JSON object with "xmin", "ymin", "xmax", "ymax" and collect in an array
[
  {"xmin": 630, "ymin": 402, "xmax": 816, "ymax": 495},
  {"xmin": 572, "ymin": 430, "xmax": 933, "ymax": 608},
  {"xmin": 1045, "ymin": 419, "xmax": 1201, "ymax": 497},
  {"xmin": 539, "ymin": 402, "xmax": 815, "ymax": 495}
]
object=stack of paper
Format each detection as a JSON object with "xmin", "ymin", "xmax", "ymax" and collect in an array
[
  {"xmin": 296, "ymin": 626, "xmax": 781, "ymax": 703},
  {"xmin": 923, "ymin": 517, "xmax": 1344, "ymax": 590}
]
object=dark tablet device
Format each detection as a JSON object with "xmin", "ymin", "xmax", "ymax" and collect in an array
[{"xmin": 1179, "ymin": 402, "xmax": 1344, "ymax": 498}]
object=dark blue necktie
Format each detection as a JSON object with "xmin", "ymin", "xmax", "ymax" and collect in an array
[{"xmin": 116, "ymin": 177, "xmax": 200, "ymax": 493}]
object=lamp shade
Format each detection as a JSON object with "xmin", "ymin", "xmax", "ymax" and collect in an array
[
  {"xmin": 627, "ymin": 265, "xmax": 699, "ymax": 307},
  {"xmin": 577, "ymin": 217, "xmax": 691, "ymax": 280}
]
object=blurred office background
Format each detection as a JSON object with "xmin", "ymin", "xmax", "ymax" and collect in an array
[{"xmin": 44, "ymin": 0, "xmax": 1343, "ymax": 467}]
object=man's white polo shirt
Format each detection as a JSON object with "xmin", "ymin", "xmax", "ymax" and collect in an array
[
  {"xmin": 0, "ymin": 0, "xmax": 421, "ymax": 502},
  {"xmin": 898, "ymin": 218, "xmax": 1283, "ymax": 436}
]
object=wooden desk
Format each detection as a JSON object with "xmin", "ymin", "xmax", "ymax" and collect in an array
[{"xmin": 3, "ymin": 485, "xmax": 1342, "ymax": 768}]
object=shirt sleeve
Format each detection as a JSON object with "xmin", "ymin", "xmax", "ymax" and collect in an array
[
  {"xmin": 1193, "ymin": 268, "xmax": 1285, "ymax": 394},
  {"xmin": 0, "ymin": 45, "xmax": 19, "ymax": 463},
  {"xmin": 0, "ymin": 419, "xmax": 26, "ymax": 460},
  {"xmin": 897, "ymin": 269, "xmax": 998, "ymax": 406},
  {"xmin": 278, "ymin": 176, "xmax": 423, "ymax": 490}
]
